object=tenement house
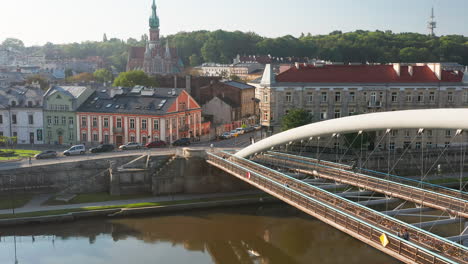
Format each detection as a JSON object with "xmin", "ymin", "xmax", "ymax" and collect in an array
[
  {"xmin": 76, "ymin": 86, "xmax": 203, "ymax": 146},
  {"xmin": 0, "ymin": 86, "xmax": 44, "ymax": 144},
  {"xmin": 255, "ymin": 62, "xmax": 468, "ymax": 149}
]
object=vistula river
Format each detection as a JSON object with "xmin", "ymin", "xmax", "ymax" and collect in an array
[{"xmin": 0, "ymin": 204, "xmax": 399, "ymax": 264}]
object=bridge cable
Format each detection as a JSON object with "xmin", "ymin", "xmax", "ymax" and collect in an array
[
  {"xmin": 360, "ymin": 129, "xmax": 390, "ymax": 170},
  {"xmin": 316, "ymin": 135, "xmax": 336, "ymax": 161},
  {"xmin": 387, "ymin": 130, "xmax": 422, "ymax": 176},
  {"xmin": 338, "ymin": 132, "xmax": 362, "ymax": 165}
]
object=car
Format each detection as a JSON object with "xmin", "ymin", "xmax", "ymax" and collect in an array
[
  {"xmin": 219, "ymin": 132, "xmax": 231, "ymax": 139},
  {"xmin": 145, "ymin": 140, "xmax": 167, "ymax": 148},
  {"xmin": 254, "ymin": 124, "xmax": 262, "ymax": 130},
  {"xmin": 119, "ymin": 142, "xmax": 142, "ymax": 150},
  {"xmin": 173, "ymin": 138, "xmax": 191, "ymax": 146},
  {"xmin": 244, "ymin": 126, "xmax": 255, "ymax": 133},
  {"xmin": 63, "ymin": 145, "xmax": 86, "ymax": 156},
  {"xmin": 230, "ymin": 130, "xmax": 238, "ymax": 137},
  {"xmin": 90, "ymin": 144, "xmax": 115, "ymax": 153},
  {"xmin": 35, "ymin": 150, "xmax": 57, "ymax": 159},
  {"xmin": 236, "ymin": 128, "xmax": 245, "ymax": 135}
]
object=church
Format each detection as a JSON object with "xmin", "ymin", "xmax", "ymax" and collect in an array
[{"xmin": 126, "ymin": 0, "xmax": 183, "ymax": 75}]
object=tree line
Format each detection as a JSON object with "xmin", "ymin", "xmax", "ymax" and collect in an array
[{"xmin": 2, "ymin": 30, "xmax": 468, "ymax": 71}]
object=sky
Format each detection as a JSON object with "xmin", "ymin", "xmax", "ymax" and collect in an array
[{"xmin": 1, "ymin": 0, "xmax": 468, "ymax": 46}]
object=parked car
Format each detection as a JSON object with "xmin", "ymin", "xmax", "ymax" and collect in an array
[
  {"xmin": 254, "ymin": 124, "xmax": 262, "ymax": 130},
  {"xmin": 35, "ymin": 150, "xmax": 57, "ymax": 159},
  {"xmin": 145, "ymin": 140, "xmax": 167, "ymax": 148},
  {"xmin": 119, "ymin": 142, "xmax": 142, "ymax": 150},
  {"xmin": 90, "ymin": 144, "xmax": 115, "ymax": 153},
  {"xmin": 244, "ymin": 126, "xmax": 255, "ymax": 133},
  {"xmin": 173, "ymin": 138, "xmax": 191, "ymax": 146},
  {"xmin": 63, "ymin": 145, "xmax": 86, "ymax": 156},
  {"xmin": 219, "ymin": 132, "xmax": 231, "ymax": 139},
  {"xmin": 230, "ymin": 130, "xmax": 239, "ymax": 137},
  {"xmin": 236, "ymin": 128, "xmax": 245, "ymax": 135}
]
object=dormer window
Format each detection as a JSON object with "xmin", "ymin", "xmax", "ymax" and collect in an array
[
  {"xmin": 10, "ymin": 101, "xmax": 16, "ymax": 107},
  {"xmin": 28, "ymin": 101, "xmax": 33, "ymax": 107}
]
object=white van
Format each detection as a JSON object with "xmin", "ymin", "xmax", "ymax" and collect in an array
[{"xmin": 63, "ymin": 145, "xmax": 86, "ymax": 156}]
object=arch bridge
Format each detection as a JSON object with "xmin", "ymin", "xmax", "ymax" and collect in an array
[{"xmin": 207, "ymin": 109, "xmax": 468, "ymax": 264}]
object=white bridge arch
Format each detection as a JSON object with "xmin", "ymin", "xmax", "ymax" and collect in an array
[{"xmin": 235, "ymin": 109, "xmax": 468, "ymax": 158}]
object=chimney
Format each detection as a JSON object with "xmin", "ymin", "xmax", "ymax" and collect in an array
[
  {"xmin": 463, "ymin": 66, "xmax": 468, "ymax": 84},
  {"xmin": 393, "ymin": 63, "xmax": 401, "ymax": 77},
  {"xmin": 295, "ymin": 62, "xmax": 300, "ymax": 69},
  {"xmin": 408, "ymin": 66, "xmax": 414, "ymax": 76},
  {"xmin": 427, "ymin": 63, "xmax": 442, "ymax": 80},
  {"xmin": 185, "ymin": 75, "xmax": 192, "ymax": 95},
  {"xmin": 110, "ymin": 87, "xmax": 124, "ymax": 98}
]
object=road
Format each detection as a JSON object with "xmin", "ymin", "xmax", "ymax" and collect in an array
[{"xmin": 0, "ymin": 130, "xmax": 265, "ymax": 170}]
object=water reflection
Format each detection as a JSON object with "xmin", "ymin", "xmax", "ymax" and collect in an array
[{"xmin": 0, "ymin": 205, "xmax": 399, "ymax": 264}]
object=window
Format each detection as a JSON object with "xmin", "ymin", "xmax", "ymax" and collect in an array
[
  {"xmin": 321, "ymin": 92, "xmax": 328, "ymax": 102},
  {"xmin": 116, "ymin": 118, "xmax": 122, "ymax": 128},
  {"xmin": 391, "ymin": 130, "xmax": 398, "ymax": 137},
  {"xmin": 92, "ymin": 117, "xmax": 97, "ymax": 128},
  {"xmin": 10, "ymin": 101, "xmax": 16, "ymax": 107},
  {"xmin": 28, "ymin": 114, "xmax": 34, "ymax": 125},
  {"xmin": 28, "ymin": 101, "xmax": 33, "ymax": 107},
  {"xmin": 285, "ymin": 92, "xmax": 292, "ymax": 103},
  {"xmin": 406, "ymin": 93, "xmax": 412, "ymax": 102},
  {"xmin": 93, "ymin": 133, "xmax": 98, "ymax": 142},
  {"xmin": 334, "ymin": 142, "xmax": 340, "ymax": 149},
  {"xmin": 81, "ymin": 116, "xmax": 87, "ymax": 127},
  {"xmin": 320, "ymin": 111, "xmax": 327, "ymax": 120},
  {"xmin": 130, "ymin": 135, "xmax": 136, "ymax": 142},
  {"xmin": 335, "ymin": 92, "xmax": 341, "ymax": 102},
  {"xmin": 68, "ymin": 131, "xmax": 73, "ymax": 140},
  {"xmin": 61, "ymin": 116, "xmax": 66, "ymax": 125},
  {"xmin": 464, "ymin": 91, "xmax": 468, "ymax": 103},
  {"xmin": 446, "ymin": 130, "xmax": 451, "ymax": 137},
  {"xmin": 103, "ymin": 118, "xmax": 109, "ymax": 128},
  {"xmin": 263, "ymin": 94, "xmax": 268, "ymax": 102},
  {"xmin": 415, "ymin": 142, "xmax": 421, "ymax": 149},
  {"xmin": 68, "ymin": 117, "xmax": 74, "ymax": 125},
  {"xmin": 104, "ymin": 134, "xmax": 109, "ymax": 144},
  {"xmin": 447, "ymin": 92, "xmax": 454, "ymax": 102},
  {"xmin": 348, "ymin": 108, "xmax": 355, "ymax": 116},
  {"xmin": 426, "ymin": 142, "xmax": 433, "ymax": 148},
  {"xmin": 153, "ymin": 119, "xmax": 160, "ymax": 130},
  {"xmin": 0, "ymin": 115, "xmax": 2, "ymax": 124},
  {"xmin": 370, "ymin": 92, "xmax": 377, "ymax": 103},
  {"xmin": 334, "ymin": 109, "xmax": 341, "ymax": 118},
  {"xmin": 53, "ymin": 116, "xmax": 59, "ymax": 125},
  {"xmin": 391, "ymin": 92, "xmax": 398, "ymax": 102},
  {"xmin": 429, "ymin": 92, "xmax": 435, "ymax": 102},
  {"xmin": 427, "ymin": 130, "xmax": 433, "ymax": 137},
  {"xmin": 403, "ymin": 142, "xmax": 411, "ymax": 149},
  {"xmin": 417, "ymin": 93, "xmax": 424, "ymax": 103},
  {"xmin": 389, "ymin": 142, "xmax": 395, "ymax": 150},
  {"xmin": 141, "ymin": 119, "xmax": 147, "ymax": 129},
  {"xmin": 405, "ymin": 130, "xmax": 410, "ymax": 137},
  {"xmin": 307, "ymin": 92, "xmax": 313, "ymax": 104},
  {"xmin": 349, "ymin": 92, "xmax": 355, "ymax": 102},
  {"xmin": 263, "ymin": 113, "xmax": 269, "ymax": 121},
  {"xmin": 82, "ymin": 133, "xmax": 87, "ymax": 142},
  {"xmin": 0, "ymin": 131, "xmax": 3, "ymax": 136},
  {"xmin": 130, "ymin": 119, "xmax": 135, "ymax": 129},
  {"xmin": 445, "ymin": 142, "xmax": 450, "ymax": 148},
  {"xmin": 12, "ymin": 114, "xmax": 17, "ymax": 124}
]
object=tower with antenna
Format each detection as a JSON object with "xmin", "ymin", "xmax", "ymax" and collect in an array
[{"xmin": 427, "ymin": 7, "xmax": 437, "ymax": 37}]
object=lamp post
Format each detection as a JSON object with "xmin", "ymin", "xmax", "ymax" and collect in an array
[{"xmin": 8, "ymin": 175, "xmax": 15, "ymax": 216}]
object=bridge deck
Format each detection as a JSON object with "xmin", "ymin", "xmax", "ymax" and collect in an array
[
  {"xmin": 207, "ymin": 152, "xmax": 467, "ymax": 264},
  {"xmin": 255, "ymin": 151, "xmax": 468, "ymax": 219}
]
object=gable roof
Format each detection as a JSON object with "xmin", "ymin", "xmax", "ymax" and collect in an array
[{"xmin": 276, "ymin": 64, "xmax": 464, "ymax": 83}]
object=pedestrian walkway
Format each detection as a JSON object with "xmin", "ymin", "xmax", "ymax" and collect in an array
[
  {"xmin": 21, "ymin": 194, "xmax": 55, "ymax": 209},
  {"xmin": 0, "ymin": 190, "xmax": 262, "ymax": 215}
]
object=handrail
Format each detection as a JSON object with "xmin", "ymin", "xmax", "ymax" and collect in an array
[
  {"xmin": 263, "ymin": 151, "xmax": 468, "ymax": 215},
  {"xmin": 207, "ymin": 152, "xmax": 463, "ymax": 264},
  {"xmin": 218, "ymin": 151, "xmax": 467, "ymax": 262}
]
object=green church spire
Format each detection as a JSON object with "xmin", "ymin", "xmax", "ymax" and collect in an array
[{"xmin": 149, "ymin": 0, "xmax": 159, "ymax": 29}]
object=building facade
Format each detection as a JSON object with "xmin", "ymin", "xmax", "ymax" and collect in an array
[
  {"xmin": 126, "ymin": 0, "xmax": 182, "ymax": 75},
  {"xmin": 43, "ymin": 86, "xmax": 94, "ymax": 145},
  {"xmin": 0, "ymin": 86, "xmax": 44, "ymax": 144},
  {"xmin": 199, "ymin": 81, "xmax": 257, "ymax": 125},
  {"xmin": 76, "ymin": 86, "xmax": 203, "ymax": 146},
  {"xmin": 254, "ymin": 63, "xmax": 468, "ymax": 149}
]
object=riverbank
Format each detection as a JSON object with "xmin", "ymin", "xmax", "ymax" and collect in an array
[{"xmin": 0, "ymin": 192, "xmax": 277, "ymax": 227}]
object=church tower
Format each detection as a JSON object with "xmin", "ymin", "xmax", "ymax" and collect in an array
[{"xmin": 149, "ymin": 0, "xmax": 160, "ymax": 42}]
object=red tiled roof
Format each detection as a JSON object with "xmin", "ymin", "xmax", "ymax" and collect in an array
[{"xmin": 276, "ymin": 64, "xmax": 463, "ymax": 83}]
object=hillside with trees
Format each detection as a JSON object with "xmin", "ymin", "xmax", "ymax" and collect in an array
[{"xmin": 2, "ymin": 30, "xmax": 468, "ymax": 71}]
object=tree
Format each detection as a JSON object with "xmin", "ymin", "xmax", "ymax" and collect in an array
[
  {"xmin": 66, "ymin": 72, "xmax": 95, "ymax": 83},
  {"xmin": 281, "ymin": 109, "xmax": 313, "ymax": 131},
  {"xmin": 1, "ymin": 38, "xmax": 25, "ymax": 51},
  {"xmin": 229, "ymin": 75, "xmax": 242, "ymax": 82},
  {"xmin": 26, "ymin": 75, "xmax": 49, "ymax": 90},
  {"xmin": 113, "ymin": 70, "xmax": 157, "ymax": 87},
  {"xmin": 65, "ymin": 69, "xmax": 74, "ymax": 78},
  {"xmin": 189, "ymin": 54, "xmax": 202, "ymax": 66},
  {"xmin": 94, "ymin": 68, "xmax": 113, "ymax": 83},
  {"xmin": 103, "ymin": 33, "xmax": 108, "ymax": 42}
]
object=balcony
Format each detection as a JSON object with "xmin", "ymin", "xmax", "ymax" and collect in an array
[
  {"xmin": 367, "ymin": 101, "xmax": 382, "ymax": 108},
  {"xmin": 113, "ymin": 127, "xmax": 123, "ymax": 134}
]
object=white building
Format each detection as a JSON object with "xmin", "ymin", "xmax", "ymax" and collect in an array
[
  {"xmin": 200, "ymin": 62, "xmax": 264, "ymax": 78},
  {"xmin": 0, "ymin": 86, "xmax": 44, "ymax": 144}
]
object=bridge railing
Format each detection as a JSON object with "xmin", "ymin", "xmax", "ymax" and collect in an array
[
  {"xmin": 207, "ymin": 152, "xmax": 463, "ymax": 264},
  {"xmin": 260, "ymin": 152, "xmax": 468, "ymax": 218},
  {"xmin": 268, "ymin": 151, "xmax": 468, "ymax": 201}
]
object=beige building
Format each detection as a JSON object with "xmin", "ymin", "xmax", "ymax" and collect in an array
[{"xmin": 252, "ymin": 62, "xmax": 468, "ymax": 150}]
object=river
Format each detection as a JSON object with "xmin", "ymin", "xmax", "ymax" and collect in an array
[{"xmin": 0, "ymin": 204, "xmax": 399, "ymax": 264}]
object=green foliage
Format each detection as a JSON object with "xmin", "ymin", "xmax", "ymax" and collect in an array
[
  {"xmin": 343, "ymin": 132, "xmax": 376, "ymax": 149},
  {"xmin": 65, "ymin": 69, "xmax": 74, "ymax": 78},
  {"xmin": 189, "ymin": 53, "xmax": 202, "ymax": 67},
  {"xmin": 1, "ymin": 38, "xmax": 25, "ymax": 51},
  {"xmin": 66, "ymin": 72, "xmax": 95, "ymax": 83},
  {"xmin": 229, "ymin": 75, "xmax": 242, "ymax": 82},
  {"xmin": 113, "ymin": 70, "xmax": 157, "ymax": 87},
  {"xmin": 26, "ymin": 75, "xmax": 49, "ymax": 90},
  {"xmin": 93, "ymin": 68, "xmax": 113, "ymax": 83},
  {"xmin": 281, "ymin": 109, "xmax": 313, "ymax": 131}
]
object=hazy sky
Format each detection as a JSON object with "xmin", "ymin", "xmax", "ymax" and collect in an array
[{"xmin": 2, "ymin": 0, "xmax": 467, "ymax": 46}]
